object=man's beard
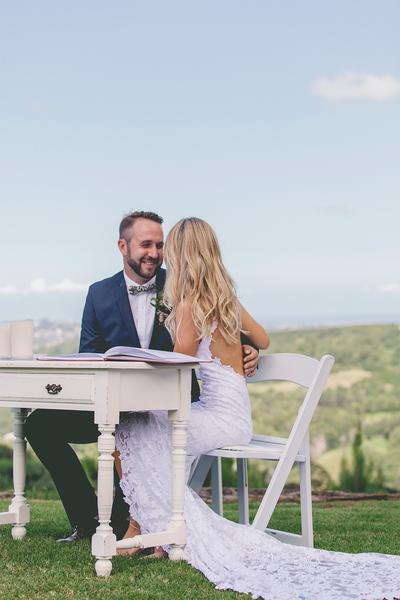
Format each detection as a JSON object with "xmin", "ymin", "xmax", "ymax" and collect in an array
[{"xmin": 127, "ymin": 255, "xmax": 161, "ymax": 281}]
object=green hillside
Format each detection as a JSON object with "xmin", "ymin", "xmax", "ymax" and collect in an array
[
  {"xmin": 1, "ymin": 323, "xmax": 399, "ymax": 490},
  {"xmin": 248, "ymin": 323, "xmax": 400, "ymax": 490}
]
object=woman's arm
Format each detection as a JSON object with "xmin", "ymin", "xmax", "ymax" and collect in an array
[
  {"xmin": 240, "ymin": 304, "xmax": 269, "ymax": 350},
  {"xmin": 173, "ymin": 300, "xmax": 200, "ymax": 356}
]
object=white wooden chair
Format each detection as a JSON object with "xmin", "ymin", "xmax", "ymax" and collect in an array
[{"xmin": 189, "ymin": 352, "xmax": 335, "ymax": 547}]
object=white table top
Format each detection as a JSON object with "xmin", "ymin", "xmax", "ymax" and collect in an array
[{"xmin": 0, "ymin": 358, "xmax": 198, "ymax": 370}]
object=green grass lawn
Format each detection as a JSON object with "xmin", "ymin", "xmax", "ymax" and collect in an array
[{"xmin": 1, "ymin": 499, "xmax": 400, "ymax": 599}]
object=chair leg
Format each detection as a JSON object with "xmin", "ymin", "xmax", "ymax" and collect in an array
[
  {"xmin": 237, "ymin": 458, "xmax": 249, "ymax": 525},
  {"xmin": 299, "ymin": 438, "xmax": 313, "ymax": 547},
  {"xmin": 210, "ymin": 457, "xmax": 223, "ymax": 515},
  {"xmin": 188, "ymin": 455, "xmax": 214, "ymax": 493},
  {"xmin": 251, "ymin": 460, "xmax": 287, "ymax": 531}
]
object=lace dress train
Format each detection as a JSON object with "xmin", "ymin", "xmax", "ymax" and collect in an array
[{"xmin": 116, "ymin": 336, "xmax": 400, "ymax": 600}]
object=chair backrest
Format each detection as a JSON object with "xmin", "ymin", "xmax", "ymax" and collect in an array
[
  {"xmin": 248, "ymin": 353, "xmax": 334, "ymax": 432},
  {"xmin": 248, "ymin": 353, "xmax": 323, "ymax": 388},
  {"xmin": 249, "ymin": 352, "xmax": 335, "ymax": 530}
]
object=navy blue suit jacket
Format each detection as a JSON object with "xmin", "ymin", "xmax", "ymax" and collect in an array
[{"xmin": 79, "ymin": 269, "xmax": 200, "ymax": 401}]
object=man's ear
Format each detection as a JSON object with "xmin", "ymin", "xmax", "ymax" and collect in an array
[{"xmin": 118, "ymin": 238, "xmax": 127, "ymax": 257}]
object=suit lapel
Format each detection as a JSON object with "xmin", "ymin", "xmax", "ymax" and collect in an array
[{"xmin": 114, "ymin": 273, "xmax": 141, "ymax": 348}]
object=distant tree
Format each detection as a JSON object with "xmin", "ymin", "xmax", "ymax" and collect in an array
[{"xmin": 338, "ymin": 423, "xmax": 385, "ymax": 492}]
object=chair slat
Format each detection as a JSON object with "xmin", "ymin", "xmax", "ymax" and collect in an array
[{"xmin": 248, "ymin": 353, "xmax": 321, "ymax": 387}]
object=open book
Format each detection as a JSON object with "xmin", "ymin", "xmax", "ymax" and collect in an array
[{"xmin": 36, "ymin": 346, "xmax": 205, "ymax": 365}]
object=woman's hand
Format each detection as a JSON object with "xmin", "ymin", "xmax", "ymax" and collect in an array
[{"xmin": 242, "ymin": 345, "xmax": 259, "ymax": 377}]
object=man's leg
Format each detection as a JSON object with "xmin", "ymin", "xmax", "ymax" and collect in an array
[
  {"xmin": 111, "ymin": 468, "xmax": 130, "ymax": 540},
  {"xmin": 25, "ymin": 409, "xmax": 129, "ymax": 538},
  {"xmin": 25, "ymin": 409, "xmax": 99, "ymax": 532}
]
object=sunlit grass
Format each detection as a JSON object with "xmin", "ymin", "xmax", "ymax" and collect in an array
[{"xmin": 1, "ymin": 499, "xmax": 399, "ymax": 599}]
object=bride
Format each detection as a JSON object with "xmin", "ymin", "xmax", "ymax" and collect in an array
[{"xmin": 116, "ymin": 217, "xmax": 400, "ymax": 600}]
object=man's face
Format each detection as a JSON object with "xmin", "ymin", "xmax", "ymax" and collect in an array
[{"xmin": 119, "ymin": 218, "xmax": 164, "ymax": 282}]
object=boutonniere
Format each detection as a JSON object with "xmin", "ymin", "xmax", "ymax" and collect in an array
[{"xmin": 151, "ymin": 291, "xmax": 172, "ymax": 324}]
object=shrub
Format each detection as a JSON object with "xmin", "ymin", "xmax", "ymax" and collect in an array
[{"xmin": 338, "ymin": 423, "xmax": 386, "ymax": 492}]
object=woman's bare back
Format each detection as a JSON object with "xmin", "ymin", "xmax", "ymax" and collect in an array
[{"xmin": 209, "ymin": 327, "xmax": 244, "ymax": 376}]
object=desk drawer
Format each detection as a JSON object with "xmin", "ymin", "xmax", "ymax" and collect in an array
[{"xmin": 0, "ymin": 373, "xmax": 94, "ymax": 403}]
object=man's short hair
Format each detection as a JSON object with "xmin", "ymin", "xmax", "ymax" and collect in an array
[{"xmin": 119, "ymin": 211, "xmax": 164, "ymax": 240}]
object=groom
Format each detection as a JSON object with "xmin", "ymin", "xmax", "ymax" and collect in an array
[{"xmin": 25, "ymin": 210, "xmax": 259, "ymax": 543}]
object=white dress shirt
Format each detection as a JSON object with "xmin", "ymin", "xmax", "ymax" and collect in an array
[{"xmin": 124, "ymin": 272, "xmax": 157, "ymax": 349}]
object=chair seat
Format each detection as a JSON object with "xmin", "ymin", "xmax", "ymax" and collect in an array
[{"xmin": 205, "ymin": 438, "xmax": 306, "ymax": 462}]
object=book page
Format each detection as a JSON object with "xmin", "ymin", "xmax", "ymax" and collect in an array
[
  {"xmin": 36, "ymin": 348, "xmax": 206, "ymax": 364},
  {"xmin": 104, "ymin": 346, "xmax": 201, "ymax": 363}
]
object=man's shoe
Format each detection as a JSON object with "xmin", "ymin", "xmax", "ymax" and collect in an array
[{"xmin": 56, "ymin": 526, "xmax": 95, "ymax": 543}]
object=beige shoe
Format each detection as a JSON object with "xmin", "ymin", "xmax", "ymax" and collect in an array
[{"xmin": 117, "ymin": 519, "xmax": 143, "ymax": 557}]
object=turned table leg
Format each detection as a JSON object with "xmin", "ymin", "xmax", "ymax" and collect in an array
[
  {"xmin": 9, "ymin": 408, "xmax": 30, "ymax": 540},
  {"xmin": 91, "ymin": 424, "xmax": 117, "ymax": 577},
  {"xmin": 167, "ymin": 368, "xmax": 191, "ymax": 560},
  {"xmin": 167, "ymin": 415, "xmax": 189, "ymax": 560}
]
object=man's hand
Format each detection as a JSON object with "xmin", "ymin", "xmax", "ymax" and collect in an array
[{"xmin": 242, "ymin": 345, "xmax": 259, "ymax": 377}]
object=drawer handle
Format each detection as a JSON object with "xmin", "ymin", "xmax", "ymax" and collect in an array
[{"xmin": 45, "ymin": 384, "xmax": 63, "ymax": 395}]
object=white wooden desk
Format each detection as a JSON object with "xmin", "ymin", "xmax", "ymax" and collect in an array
[{"xmin": 0, "ymin": 359, "xmax": 194, "ymax": 576}]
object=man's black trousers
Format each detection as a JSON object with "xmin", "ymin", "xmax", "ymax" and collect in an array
[{"xmin": 24, "ymin": 409, "xmax": 129, "ymax": 539}]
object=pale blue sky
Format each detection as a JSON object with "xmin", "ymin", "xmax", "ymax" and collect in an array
[{"xmin": 0, "ymin": 1, "xmax": 399, "ymax": 326}]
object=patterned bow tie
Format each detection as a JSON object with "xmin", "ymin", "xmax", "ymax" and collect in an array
[{"xmin": 128, "ymin": 283, "xmax": 157, "ymax": 296}]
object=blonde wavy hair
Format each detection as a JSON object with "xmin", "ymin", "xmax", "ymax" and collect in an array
[{"xmin": 163, "ymin": 217, "xmax": 241, "ymax": 344}]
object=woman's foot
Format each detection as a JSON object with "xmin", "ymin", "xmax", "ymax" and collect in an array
[{"xmin": 117, "ymin": 519, "xmax": 143, "ymax": 556}]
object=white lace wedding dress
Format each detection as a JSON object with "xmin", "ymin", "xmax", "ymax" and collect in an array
[{"xmin": 116, "ymin": 333, "xmax": 400, "ymax": 600}]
